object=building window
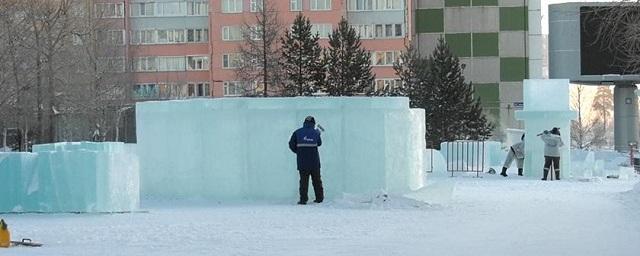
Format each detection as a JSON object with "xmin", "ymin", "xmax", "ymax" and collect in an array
[
  {"xmin": 98, "ymin": 30, "xmax": 125, "ymax": 45},
  {"xmin": 222, "ymin": 53, "xmax": 241, "ymax": 69},
  {"xmin": 131, "ymin": 30, "xmax": 156, "ymax": 44},
  {"xmin": 372, "ymin": 51, "xmax": 401, "ymax": 66},
  {"xmin": 310, "ymin": 0, "xmax": 331, "ymax": 10},
  {"xmin": 372, "ymin": 23, "xmax": 403, "ymax": 39},
  {"xmin": 187, "ymin": 1, "xmax": 208, "ymax": 16},
  {"xmin": 187, "ymin": 82, "xmax": 210, "ymax": 97},
  {"xmin": 290, "ymin": 0, "xmax": 302, "ymax": 11},
  {"xmin": 349, "ymin": 0, "xmax": 402, "ymax": 10},
  {"xmin": 385, "ymin": 24, "xmax": 393, "ymax": 37},
  {"xmin": 222, "ymin": 26, "xmax": 242, "ymax": 41},
  {"xmin": 98, "ymin": 57, "xmax": 126, "ymax": 73},
  {"xmin": 187, "ymin": 56, "xmax": 209, "ymax": 70},
  {"xmin": 349, "ymin": 0, "xmax": 371, "ymax": 11},
  {"xmin": 250, "ymin": 0, "xmax": 263, "ymax": 12},
  {"xmin": 157, "ymin": 56, "xmax": 186, "ymax": 71},
  {"xmin": 132, "ymin": 29, "xmax": 204, "ymax": 45},
  {"xmin": 133, "ymin": 57, "xmax": 157, "ymax": 72},
  {"xmin": 249, "ymin": 25, "xmax": 263, "ymax": 40},
  {"xmin": 186, "ymin": 28, "xmax": 209, "ymax": 42},
  {"xmin": 95, "ymin": 3, "xmax": 124, "ymax": 18},
  {"xmin": 131, "ymin": 3, "xmax": 155, "ymax": 17},
  {"xmin": 156, "ymin": 2, "xmax": 184, "ymax": 16},
  {"xmin": 374, "ymin": 79, "xmax": 402, "ymax": 91},
  {"xmin": 134, "ymin": 84, "xmax": 159, "ymax": 99},
  {"xmin": 157, "ymin": 83, "xmax": 183, "ymax": 99},
  {"xmin": 167, "ymin": 29, "xmax": 185, "ymax": 43},
  {"xmin": 352, "ymin": 24, "xmax": 373, "ymax": 39},
  {"xmin": 156, "ymin": 29, "xmax": 186, "ymax": 44},
  {"xmin": 375, "ymin": 24, "xmax": 383, "ymax": 38},
  {"xmin": 311, "ymin": 24, "xmax": 332, "ymax": 38},
  {"xmin": 222, "ymin": 0, "xmax": 243, "ymax": 13},
  {"xmin": 223, "ymin": 81, "xmax": 247, "ymax": 96},
  {"xmin": 394, "ymin": 24, "xmax": 402, "ymax": 37}
]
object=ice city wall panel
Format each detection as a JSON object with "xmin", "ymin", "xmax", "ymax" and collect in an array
[
  {"xmin": 136, "ymin": 97, "xmax": 426, "ymax": 200},
  {"xmin": 515, "ymin": 79, "xmax": 577, "ymax": 178},
  {"xmin": 0, "ymin": 142, "xmax": 139, "ymax": 213}
]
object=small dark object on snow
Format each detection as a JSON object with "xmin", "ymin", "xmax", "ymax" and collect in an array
[
  {"xmin": 606, "ymin": 175, "xmax": 619, "ymax": 179},
  {"xmin": 11, "ymin": 238, "xmax": 42, "ymax": 247},
  {"xmin": 487, "ymin": 168, "xmax": 496, "ymax": 174}
]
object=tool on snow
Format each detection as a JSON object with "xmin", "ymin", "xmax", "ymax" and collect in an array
[{"xmin": 11, "ymin": 238, "xmax": 43, "ymax": 247}]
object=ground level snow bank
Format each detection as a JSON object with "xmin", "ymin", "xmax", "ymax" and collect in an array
[{"xmin": 1, "ymin": 176, "xmax": 638, "ymax": 256}]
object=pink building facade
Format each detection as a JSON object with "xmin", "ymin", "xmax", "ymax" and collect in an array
[{"xmin": 95, "ymin": 0, "xmax": 411, "ymax": 99}]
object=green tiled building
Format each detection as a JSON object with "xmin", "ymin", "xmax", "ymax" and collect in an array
[{"xmin": 414, "ymin": 0, "xmax": 542, "ymax": 137}]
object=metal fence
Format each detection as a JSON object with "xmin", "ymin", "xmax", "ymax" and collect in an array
[{"xmin": 444, "ymin": 140, "xmax": 485, "ymax": 177}]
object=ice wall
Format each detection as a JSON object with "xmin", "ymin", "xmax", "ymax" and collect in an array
[
  {"xmin": 515, "ymin": 79, "xmax": 577, "ymax": 178},
  {"xmin": 136, "ymin": 97, "xmax": 426, "ymax": 200},
  {"xmin": 0, "ymin": 142, "xmax": 139, "ymax": 213}
]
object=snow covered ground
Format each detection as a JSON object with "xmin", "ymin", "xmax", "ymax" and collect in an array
[{"xmin": 2, "ymin": 174, "xmax": 639, "ymax": 256}]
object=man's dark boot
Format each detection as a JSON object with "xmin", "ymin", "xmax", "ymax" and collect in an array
[
  {"xmin": 518, "ymin": 168, "xmax": 523, "ymax": 176},
  {"xmin": 500, "ymin": 167, "xmax": 508, "ymax": 177},
  {"xmin": 541, "ymin": 169, "xmax": 549, "ymax": 180},
  {"xmin": 297, "ymin": 201, "xmax": 306, "ymax": 205},
  {"xmin": 555, "ymin": 170, "xmax": 560, "ymax": 180}
]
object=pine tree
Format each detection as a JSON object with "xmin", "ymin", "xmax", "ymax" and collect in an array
[
  {"xmin": 324, "ymin": 17, "xmax": 374, "ymax": 96},
  {"xmin": 280, "ymin": 14, "xmax": 325, "ymax": 96},
  {"xmin": 393, "ymin": 45, "xmax": 429, "ymax": 106},
  {"xmin": 425, "ymin": 38, "xmax": 493, "ymax": 147},
  {"xmin": 462, "ymin": 82, "xmax": 494, "ymax": 140}
]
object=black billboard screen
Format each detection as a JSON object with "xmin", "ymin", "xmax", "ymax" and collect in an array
[{"xmin": 580, "ymin": 6, "xmax": 628, "ymax": 75}]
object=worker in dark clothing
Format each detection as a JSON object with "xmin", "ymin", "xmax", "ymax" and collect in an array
[{"xmin": 289, "ymin": 116, "xmax": 323, "ymax": 205}]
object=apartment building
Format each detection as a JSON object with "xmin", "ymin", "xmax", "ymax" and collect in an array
[
  {"xmin": 93, "ymin": 0, "xmax": 537, "ymax": 133},
  {"xmin": 93, "ymin": 0, "xmax": 411, "ymax": 99},
  {"xmin": 212, "ymin": 0, "xmax": 411, "ymax": 96},
  {"xmin": 127, "ymin": 0, "xmax": 211, "ymax": 99},
  {"xmin": 413, "ymin": 0, "xmax": 542, "ymax": 131},
  {"xmin": 93, "ymin": 0, "xmax": 211, "ymax": 100}
]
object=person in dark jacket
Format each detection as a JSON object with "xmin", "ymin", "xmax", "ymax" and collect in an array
[
  {"xmin": 289, "ymin": 116, "xmax": 323, "ymax": 205},
  {"xmin": 538, "ymin": 127, "xmax": 564, "ymax": 180}
]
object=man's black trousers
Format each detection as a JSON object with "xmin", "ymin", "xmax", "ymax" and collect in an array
[{"xmin": 299, "ymin": 169, "xmax": 323, "ymax": 203}]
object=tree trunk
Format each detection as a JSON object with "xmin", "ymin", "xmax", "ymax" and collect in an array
[{"xmin": 47, "ymin": 51, "xmax": 56, "ymax": 143}]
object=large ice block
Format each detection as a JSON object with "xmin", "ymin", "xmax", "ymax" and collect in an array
[
  {"xmin": 136, "ymin": 97, "xmax": 426, "ymax": 200},
  {"xmin": 515, "ymin": 79, "xmax": 577, "ymax": 178},
  {"xmin": 0, "ymin": 142, "xmax": 139, "ymax": 213}
]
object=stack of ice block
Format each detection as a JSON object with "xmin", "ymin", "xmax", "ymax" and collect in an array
[
  {"xmin": 136, "ymin": 97, "xmax": 426, "ymax": 200},
  {"xmin": 0, "ymin": 142, "xmax": 139, "ymax": 213},
  {"xmin": 515, "ymin": 79, "xmax": 577, "ymax": 178}
]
